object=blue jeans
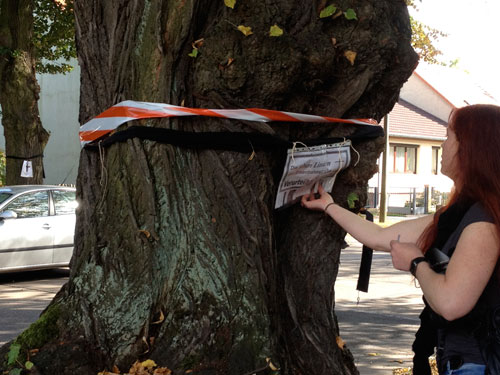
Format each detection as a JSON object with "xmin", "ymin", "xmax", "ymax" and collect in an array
[{"xmin": 443, "ymin": 362, "xmax": 486, "ymax": 374}]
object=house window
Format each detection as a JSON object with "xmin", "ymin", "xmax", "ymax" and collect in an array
[
  {"xmin": 389, "ymin": 144, "xmax": 417, "ymax": 173},
  {"xmin": 432, "ymin": 147, "xmax": 440, "ymax": 175}
]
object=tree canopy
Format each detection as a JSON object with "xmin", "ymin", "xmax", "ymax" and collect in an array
[
  {"xmin": 0, "ymin": 0, "xmax": 75, "ymax": 75},
  {"xmin": 33, "ymin": 0, "xmax": 76, "ymax": 74},
  {"xmin": 406, "ymin": 0, "xmax": 448, "ymax": 65}
]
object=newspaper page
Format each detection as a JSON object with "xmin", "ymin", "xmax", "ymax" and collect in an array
[{"xmin": 275, "ymin": 140, "xmax": 352, "ymax": 209}]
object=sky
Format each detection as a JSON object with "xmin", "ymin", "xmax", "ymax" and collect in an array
[{"xmin": 409, "ymin": 0, "xmax": 500, "ymax": 100}]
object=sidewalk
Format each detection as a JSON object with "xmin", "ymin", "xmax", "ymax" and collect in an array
[
  {"xmin": 336, "ymin": 233, "xmax": 424, "ymax": 374},
  {"xmin": 0, "ymin": 269, "xmax": 69, "ymax": 346}
]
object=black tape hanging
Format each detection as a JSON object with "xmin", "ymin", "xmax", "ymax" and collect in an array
[{"xmin": 356, "ymin": 208, "xmax": 374, "ymax": 293}]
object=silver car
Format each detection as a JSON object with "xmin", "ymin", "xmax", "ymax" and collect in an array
[{"xmin": 0, "ymin": 185, "xmax": 77, "ymax": 273}]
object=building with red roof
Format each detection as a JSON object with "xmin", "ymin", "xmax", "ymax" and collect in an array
[{"xmin": 369, "ymin": 63, "xmax": 498, "ymax": 213}]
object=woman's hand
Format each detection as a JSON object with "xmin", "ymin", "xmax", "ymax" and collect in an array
[
  {"xmin": 301, "ymin": 184, "xmax": 333, "ymax": 212},
  {"xmin": 389, "ymin": 240, "xmax": 424, "ymax": 272}
]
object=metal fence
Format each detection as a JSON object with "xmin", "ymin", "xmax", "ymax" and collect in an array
[{"xmin": 367, "ymin": 186, "xmax": 450, "ymax": 215}]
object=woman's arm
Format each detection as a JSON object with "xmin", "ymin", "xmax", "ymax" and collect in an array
[
  {"xmin": 301, "ymin": 184, "xmax": 434, "ymax": 252},
  {"xmin": 390, "ymin": 221, "xmax": 500, "ymax": 320}
]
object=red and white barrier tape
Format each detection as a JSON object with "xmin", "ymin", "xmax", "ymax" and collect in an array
[{"xmin": 79, "ymin": 100, "xmax": 378, "ymax": 146}]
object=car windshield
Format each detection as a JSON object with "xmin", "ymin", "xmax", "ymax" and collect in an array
[{"xmin": 0, "ymin": 192, "xmax": 13, "ymax": 205}]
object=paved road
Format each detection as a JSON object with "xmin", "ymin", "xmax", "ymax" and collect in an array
[
  {"xmin": 0, "ymin": 269, "xmax": 69, "ymax": 346},
  {"xmin": 336, "ymin": 236, "xmax": 424, "ymax": 374},
  {"xmin": 0, "ymin": 238, "xmax": 423, "ymax": 374}
]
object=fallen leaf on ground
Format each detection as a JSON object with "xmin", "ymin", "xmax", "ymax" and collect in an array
[{"xmin": 153, "ymin": 368, "xmax": 172, "ymax": 375}]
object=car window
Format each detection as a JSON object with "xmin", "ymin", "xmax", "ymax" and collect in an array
[
  {"xmin": 0, "ymin": 192, "xmax": 13, "ymax": 205},
  {"xmin": 4, "ymin": 190, "xmax": 49, "ymax": 218},
  {"xmin": 52, "ymin": 190, "xmax": 77, "ymax": 215}
]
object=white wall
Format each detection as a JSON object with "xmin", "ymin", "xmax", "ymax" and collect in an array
[
  {"xmin": 37, "ymin": 62, "xmax": 81, "ymax": 184},
  {"xmin": 0, "ymin": 59, "xmax": 80, "ymax": 185},
  {"xmin": 399, "ymin": 74, "xmax": 453, "ymax": 122},
  {"xmin": 369, "ymin": 137, "xmax": 454, "ymax": 203}
]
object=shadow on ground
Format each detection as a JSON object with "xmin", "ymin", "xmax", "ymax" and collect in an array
[
  {"xmin": 335, "ymin": 242, "xmax": 423, "ymax": 374},
  {"xmin": 0, "ymin": 269, "xmax": 69, "ymax": 346}
]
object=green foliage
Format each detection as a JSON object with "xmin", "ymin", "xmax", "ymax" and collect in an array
[
  {"xmin": 6, "ymin": 343, "xmax": 25, "ymax": 375},
  {"xmin": 2, "ymin": 1, "xmax": 76, "ymax": 73},
  {"xmin": 320, "ymin": 4, "xmax": 337, "ymax": 18},
  {"xmin": 33, "ymin": 0, "xmax": 76, "ymax": 74},
  {"xmin": 224, "ymin": 0, "xmax": 236, "ymax": 9},
  {"xmin": 319, "ymin": 5, "xmax": 357, "ymax": 21},
  {"xmin": 6, "ymin": 343, "xmax": 34, "ymax": 374},
  {"xmin": 15, "ymin": 303, "xmax": 61, "ymax": 350},
  {"xmin": 7, "ymin": 344, "xmax": 21, "ymax": 366},
  {"xmin": 344, "ymin": 8, "xmax": 357, "ymax": 20},
  {"xmin": 347, "ymin": 192, "xmax": 359, "ymax": 209},
  {"xmin": 4, "ymin": 304, "xmax": 61, "ymax": 374},
  {"xmin": 269, "ymin": 24, "xmax": 284, "ymax": 37},
  {"xmin": 448, "ymin": 58, "xmax": 460, "ymax": 68},
  {"xmin": 409, "ymin": 16, "xmax": 447, "ymax": 65},
  {"xmin": 406, "ymin": 0, "xmax": 447, "ymax": 65},
  {"xmin": 188, "ymin": 48, "xmax": 199, "ymax": 58}
]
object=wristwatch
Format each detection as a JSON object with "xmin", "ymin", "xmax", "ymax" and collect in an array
[{"xmin": 410, "ymin": 257, "xmax": 427, "ymax": 276}]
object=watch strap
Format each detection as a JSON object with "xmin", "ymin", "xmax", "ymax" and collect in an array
[{"xmin": 410, "ymin": 257, "xmax": 427, "ymax": 276}]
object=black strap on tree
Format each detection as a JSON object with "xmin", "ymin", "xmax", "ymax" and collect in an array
[
  {"xmin": 84, "ymin": 124, "xmax": 385, "ymax": 152},
  {"xmin": 356, "ymin": 208, "xmax": 374, "ymax": 293},
  {"xmin": 4, "ymin": 154, "xmax": 45, "ymax": 178},
  {"xmin": 5, "ymin": 153, "xmax": 44, "ymax": 160}
]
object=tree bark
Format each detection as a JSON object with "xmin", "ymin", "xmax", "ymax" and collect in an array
[
  {"xmin": 0, "ymin": 1, "xmax": 417, "ymax": 374},
  {"xmin": 0, "ymin": 0, "xmax": 49, "ymax": 185}
]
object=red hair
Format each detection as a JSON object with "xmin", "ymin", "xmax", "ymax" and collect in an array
[{"xmin": 418, "ymin": 104, "xmax": 500, "ymax": 252}]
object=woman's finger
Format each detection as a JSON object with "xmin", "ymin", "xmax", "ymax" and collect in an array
[{"xmin": 309, "ymin": 189, "xmax": 315, "ymax": 200}]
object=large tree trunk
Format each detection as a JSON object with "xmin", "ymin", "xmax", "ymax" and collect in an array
[
  {"xmin": 0, "ymin": 0, "xmax": 49, "ymax": 185},
  {"xmin": 0, "ymin": 1, "xmax": 417, "ymax": 374}
]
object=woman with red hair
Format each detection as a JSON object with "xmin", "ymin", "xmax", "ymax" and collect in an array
[{"xmin": 302, "ymin": 104, "xmax": 500, "ymax": 375}]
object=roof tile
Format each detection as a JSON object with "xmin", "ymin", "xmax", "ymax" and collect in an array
[{"xmin": 389, "ymin": 100, "xmax": 447, "ymax": 139}]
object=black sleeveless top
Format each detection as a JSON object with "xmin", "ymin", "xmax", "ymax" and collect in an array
[{"xmin": 436, "ymin": 202, "xmax": 496, "ymax": 367}]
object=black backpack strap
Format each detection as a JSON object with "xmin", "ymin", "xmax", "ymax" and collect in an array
[{"xmin": 412, "ymin": 306, "xmax": 438, "ymax": 375}]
